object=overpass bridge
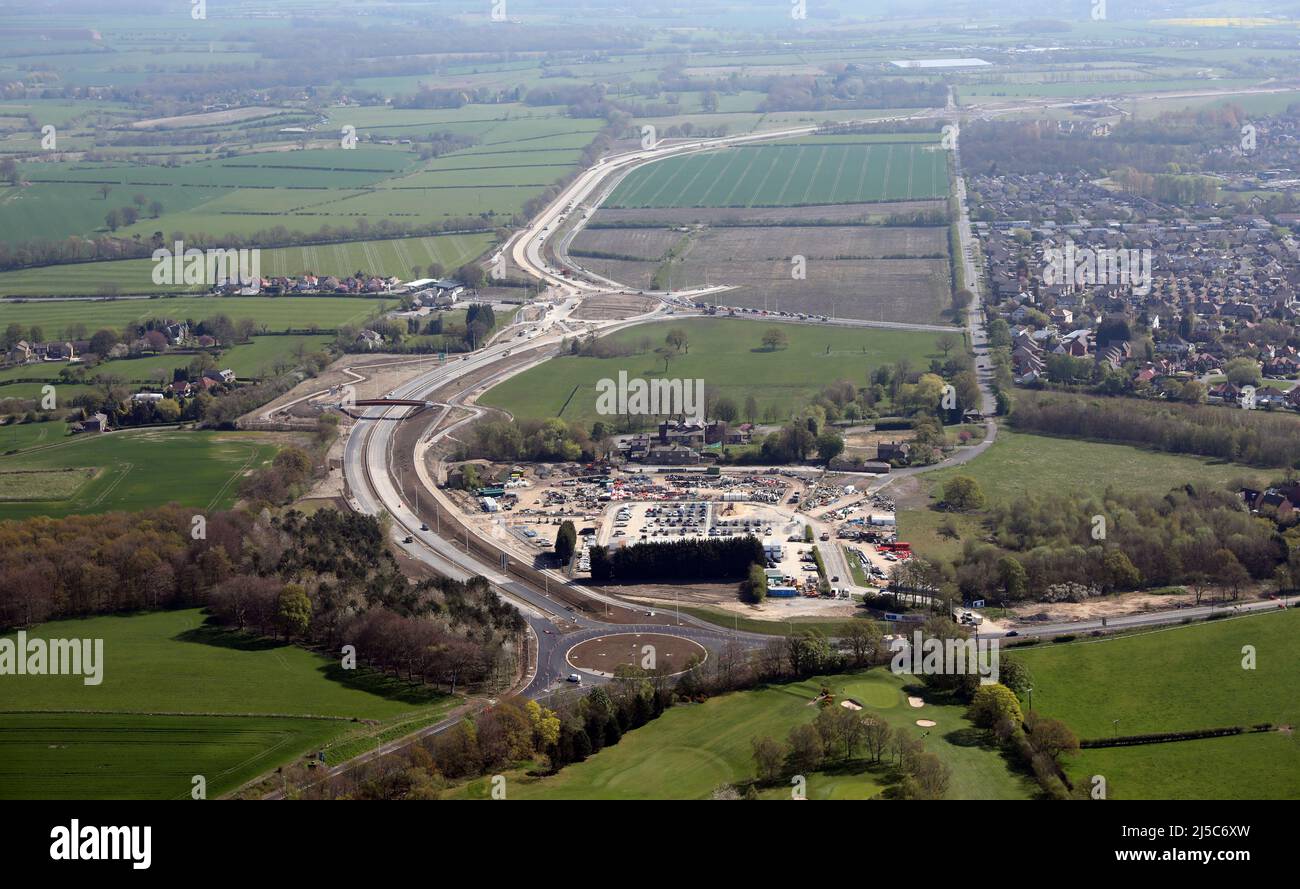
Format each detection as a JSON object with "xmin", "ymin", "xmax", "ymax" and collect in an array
[{"xmin": 341, "ymin": 397, "xmax": 438, "ymax": 420}]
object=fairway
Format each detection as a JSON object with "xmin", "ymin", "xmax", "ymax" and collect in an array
[
  {"xmin": 479, "ymin": 317, "xmax": 942, "ymax": 428},
  {"xmin": 0, "ymin": 609, "xmax": 452, "ymax": 799},
  {"xmin": 0, "ymin": 429, "xmax": 287, "ymax": 520},
  {"xmin": 606, "ymin": 142, "xmax": 948, "ymax": 208},
  {"xmin": 460, "ymin": 670, "xmax": 1035, "ymax": 800}
]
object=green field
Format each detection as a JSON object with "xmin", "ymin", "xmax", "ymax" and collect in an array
[
  {"xmin": 957, "ymin": 77, "xmax": 1263, "ymax": 104},
  {"xmin": 456, "ymin": 669, "xmax": 1035, "ymax": 800},
  {"xmin": 0, "ymin": 336, "xmax": 333, "ymax": 396},
  {"xmin": 0, "ymin": 232, "xmax": 490, "ymax": 297},
  {"xmin": 899, "ymin": 430, "xmax": 1269, "ymax": 564},
  {"xmin": 1016, "ymin": 610, "xmax": 1299, "ymax": 739},
  {"xmin": 1013, "ymin": 609, "xmax": 1300, "ymax": 799},
  {"xmin": 0, "ymin": 296, "xmax": 380, "ymax": 338},
  {"xmin": 479, "ymin": 317, "xmax": 942, "ymax": 427},
  {"xmin": 606, "ymin": 142, "xmax": 948, "ymax": 208},
  {"xmin": 926, "ymin": 431, "xmax": 1269, "ymax": 504},
  {"xmin": 2, "ymin": 100, "xmax": 590, "ymax": 253},
  {"xmin": 1067, "ymin": 731, "xmax": 1300, "ymax": 800},
  {"xmin": 2, "ymin": 149, "xmax": 415, "ymax": 246},
  {"xmin": 0, "ymin": 428, "xmax": 287, "ymax": 519},
  {"xmin": 0, "ymin": 420, "xmax": 68, "ymax": 454},
  {"xmin": 0, "ymin": 609, "xmax": 451, "ymax": 799}
]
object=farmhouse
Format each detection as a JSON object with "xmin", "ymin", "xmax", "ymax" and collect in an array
[
  {"xmin": 5, "ymin": 341, "xmax": 32, "ymax": 365},
  {"xmin": 74, "ymin": 412, "xmax": 109, "ymax": 434},
  {"xmin": 355, "ymin": 329, "xmax": 384, "ymax": 350},
  {"xmin": 203, "ymin": 369, "xmax": 236, "ymax": 384},
  {"xmin": 3, "ymin": 339, "xmax": 83, "ymax": 367},
  {"xmin": 876, "ymin": 441, "xmax": 911, "ymax": 465}
]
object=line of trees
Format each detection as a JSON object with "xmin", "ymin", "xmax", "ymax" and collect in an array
[
  {"xmin": 948, "ymin": 482, "xmax": 1292, "ymax": 603},
  {"xmin": 588, "ymin": 536, "xmax": 764, "ymax": 583},
  {"xmin": 1009, "ymin": 390, "xmax": 1300, "ymax": 468},
  {"xmin": 467, "ymin": 417, "xmax": 592, "ymax": 464},
  {"xmin": 0, "ymin": 505, "xmax": 523, "ymax": 694},
  {"xmin": 751, "ymin": 704, "xmax": 951, "ymax": 800},
  {"xmin": 0, "ymin": 216, "xmax": 495, "ymax": 276},
  {"xmin": 760, "ymin": 77, "xmax": 946, "ymax": 113},
  {"xmin": 285, "ymin": 669, "xmax": 678, "ymax": 799},
  {"xmin": 554, "ymin": 520, "xmax": 577, "ymax": 563}
]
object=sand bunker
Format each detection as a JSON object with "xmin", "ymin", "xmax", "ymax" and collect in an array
[
  {"xmin": 840, "ymin": 699, "xmax": 863, "ymax": 711},
  {"xmin": 908, "ymin": 696, "xmax": 925, "ymax": 708},
  {"xmin": 916, "ymin": 719, "xmax": 937, "ymax": 728}
]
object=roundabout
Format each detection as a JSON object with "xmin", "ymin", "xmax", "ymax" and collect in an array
[{"xmin": 566, "ymin": 632, "xmax": 708, "ymax": 678}]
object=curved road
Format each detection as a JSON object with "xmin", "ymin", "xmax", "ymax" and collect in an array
[{"xmin": 326, "ymin": 111, "xmax": 1286, "ymax": 786}]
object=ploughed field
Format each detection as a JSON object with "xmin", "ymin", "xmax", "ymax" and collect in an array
[{"xmin": 570, "ymin": 216, "xmax": 952, "ymax": 323}]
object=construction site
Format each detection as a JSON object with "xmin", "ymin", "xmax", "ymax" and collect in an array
[{"xmin": 436, "ymin": 460, "xmax": 912, "ymax": 622}]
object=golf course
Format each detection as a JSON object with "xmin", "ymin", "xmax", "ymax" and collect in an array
[{"xmin": 453, "ymin": 669, "xmax": 1037, "ymax": 800}]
